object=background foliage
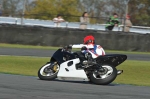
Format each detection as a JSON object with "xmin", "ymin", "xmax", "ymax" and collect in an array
[{"xmin": 0, "ymin": 0, "xmax": 150, "ymax": 25}]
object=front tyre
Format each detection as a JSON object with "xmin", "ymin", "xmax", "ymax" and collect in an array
[
  {"xmin": 89, "ymin": 65, "xmax": 117, "ymax": 85},
  {"xmin": 38, "ymin": 62, "xmax": 59, "ymax": 80}
]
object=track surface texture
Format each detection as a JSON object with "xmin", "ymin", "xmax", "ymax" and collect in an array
[
  {"xmin": 0, "ymin": 74, "xmax": 150, "ymax": 99},
  {"xmin": 0, "ymin": 47, "xmax": 150, "ymax": 61}
]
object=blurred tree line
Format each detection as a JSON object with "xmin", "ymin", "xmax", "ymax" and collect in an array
[{"xmin": 0, "ymin": 0, "xmax": 150, "ymax": 26}]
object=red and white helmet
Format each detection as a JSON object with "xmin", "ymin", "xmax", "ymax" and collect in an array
[{"xmin": 83, "ymin": 35, "xmax": 95, "ymax": 44}]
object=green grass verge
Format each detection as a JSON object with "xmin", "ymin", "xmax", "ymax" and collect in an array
[
  {"xmin": 115, "ymin": 60, "xmax": 150, "ymax": 86},
  {"xmin": 0, "ymin": 56, "xmax": 49, "ymax": 76},
  {"xmin": 0, "ymin": 43, "xmax": 150, "ymax": 55},
  {"xmin": 0, "ymin": 55, "xmax": 150, "ymax": 86},
  {"xmin": 0, "ymin": 43, "xmax": 58, "ymax": 50}
]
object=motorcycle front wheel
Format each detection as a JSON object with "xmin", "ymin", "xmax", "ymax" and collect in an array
[
  {"xmin": 38, "ymin": 62, "xmax": 59, "ymax": 80},
  {"xmin": 89, "ymin": 64, "xmax": 117, "ymax": 85}
]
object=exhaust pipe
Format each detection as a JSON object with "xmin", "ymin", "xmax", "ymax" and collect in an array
[{"xmin": 117, "ymin": 70, "xmax": 123, "ymax": 75}]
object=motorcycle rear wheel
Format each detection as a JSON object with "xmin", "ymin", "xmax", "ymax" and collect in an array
[
  {"xmin": 89, "ymin": 64, "xmax": 117, "ymax": 85},
  {"xmin": 38, "ymin": 62, "xmax": 59, "ymax": 80}
]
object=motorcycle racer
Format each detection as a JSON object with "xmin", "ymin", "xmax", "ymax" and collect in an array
[
  {"xmin": 72, "ymin": 35, "xmax": 105, "ymax": 59},
  {"xmin": 70, "ymin": 35, "xmax": 122, "ymax": 74}
]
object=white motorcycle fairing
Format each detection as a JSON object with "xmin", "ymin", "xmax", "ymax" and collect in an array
[{"xmin": 57, "ymin": 58, "xmax": 88, "ymax": 81}]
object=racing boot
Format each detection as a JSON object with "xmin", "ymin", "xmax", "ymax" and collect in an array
[
  {"xmin": 80, "ymin": 53, "xmax": 96, "ymax": 68},
  {"xmin": 86, "ymin": 53, "xmax": 96, "ymax": 66}
]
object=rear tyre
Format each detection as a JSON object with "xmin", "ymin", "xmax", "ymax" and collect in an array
[
  {"xmin": 38, "ymin": 62, "xmax": 59, "ymax": 80},
  {"xmin": 89, "ymin": 65, "xmax": 117, "ymax": 85}
]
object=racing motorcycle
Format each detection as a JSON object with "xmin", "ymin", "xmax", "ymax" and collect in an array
[{"xmin": 38, "ymin": 46, "xmax": 127, "ymax": 85}]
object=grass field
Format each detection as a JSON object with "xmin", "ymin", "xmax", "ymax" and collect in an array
[
  {"xmin": 0, "ymin": 43, "xmax": 57, "ymax": 50},
  {"xmin": 0, "ymin": 55, "xmax": 150, "ymax": 86}
]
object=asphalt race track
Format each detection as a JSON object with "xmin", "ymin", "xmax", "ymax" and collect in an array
[
  {"xmin": 0, "ymin": 47, "xmax": 150, "ymax": 99},
  {"xmin": 0, "ymin": 74, "xmax": 150, "ymax": 99},
  {"xmin": 0, "ymin": 47, "xmax": 150, "ymax": 61}
]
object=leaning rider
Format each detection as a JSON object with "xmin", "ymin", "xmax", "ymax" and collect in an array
[
  {"xmin": 70, "ymin": 35, "xmax": 121, "ymax": 74},
  {"xmin": 72, "ymin": 35, "xmax": 105, "ymax": 59}
]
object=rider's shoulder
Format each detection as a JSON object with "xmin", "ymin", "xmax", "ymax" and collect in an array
[{"xmin": 95, "ymin": 45, "xmax": 102, "ymax": 49}]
